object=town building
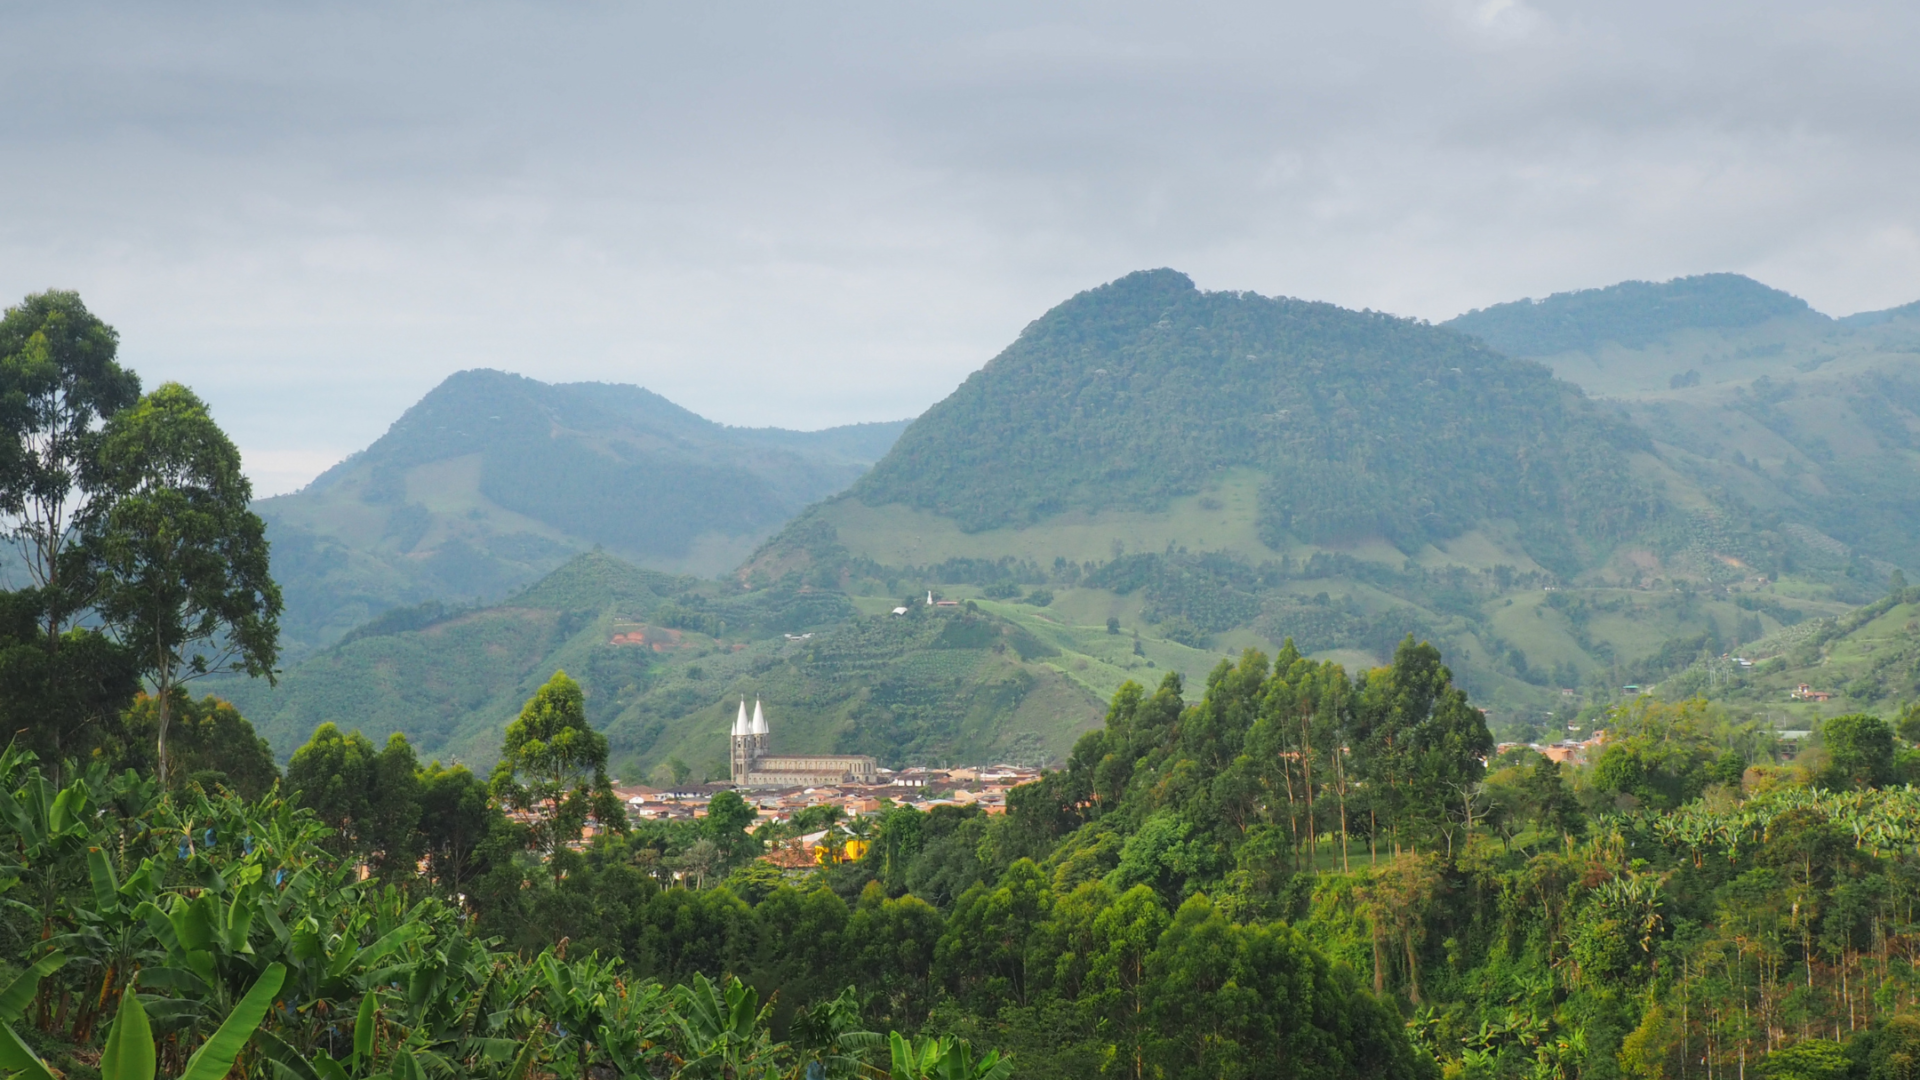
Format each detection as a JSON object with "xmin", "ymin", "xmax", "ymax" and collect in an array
[{"xmin": 728, "ymin": 699, "xmax": 878, "ymax": 787}]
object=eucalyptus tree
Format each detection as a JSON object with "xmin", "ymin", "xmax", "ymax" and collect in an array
[
  {"xmin": 491, "ymin": 671, "xmax": 625, "ymax": 856},
  {"xmin": 0, "ymin": 291, "xmax": 140, "ymax": 634},
  {"xmin": 84, "ymin": 383, "xmax": 280, "ymax": 785},
  {"xmin": 0, "ymin": 291, "xmax": 143, "ymax": 765}
]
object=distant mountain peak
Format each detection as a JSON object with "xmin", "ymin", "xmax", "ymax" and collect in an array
[{"xmin": 1444, "ymin": 273, "xmax": 1820, "ymax": 357}]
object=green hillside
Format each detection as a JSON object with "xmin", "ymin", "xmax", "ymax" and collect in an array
[
  {"xmin": 855, "ymin": 268, "xmax": 1652, "ymax": 570},
  {"xmin": 1444, "ymin": 272, "xmax": 1820, "ymax": 356},
  {"xmin": 221, "ymin": 551, "xmax": 1162, "ymax": 776},
  {"xmin": 1657, "ymin": 584, "xmax": 1920, "ymax": 725},
  {"xmin": 1445, "ymin": 273, "xmax": 1920, "ymax": 572},
  {"xmin": 256, "ymin": 370, "xmax": 909, "ymax": 659},
  {"xmin": 239, "ymin": 271, "xmax": 1920, "ymax": 768},
  {"xmin": 738, "ymin": 270, "xmax": 1912, "ymax": 738}
]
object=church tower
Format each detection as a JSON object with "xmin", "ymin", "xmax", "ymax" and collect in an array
[{"xmin": 729, "ymin": 699, "xmax": 752, "ymax": 784}]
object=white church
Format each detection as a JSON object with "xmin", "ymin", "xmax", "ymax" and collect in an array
[{"xmin": 728, "ymin": 699, "xmax": 878, "ymax": 788}]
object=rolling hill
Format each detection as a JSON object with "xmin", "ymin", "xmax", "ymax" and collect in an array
[
  {"xmin": 256, "ymin": 370, "xmax": 909, "ymax": 659},
  {"xmin": 1646, "ymin": 584, "xmax": 1920, "ymax": 731},
  {"xmin": 221, "ymin": 550, "xmax": 1144, "ymax": 776}
]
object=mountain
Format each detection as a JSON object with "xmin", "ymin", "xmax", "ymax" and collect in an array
[
  {"xmin": 740, "ymin": 269, "xmax": 1906, "ymax": 737},
  {"xmin": 850, "ymin": 268, "xmax": 1652, "ymax": 572},
  {"xmin": 241, "ymin": 271, "xmax": 1920, "ymax": 769},
  {"xmin": 223, "ymin": 550, "xmax": 1143, "ymax": 775},
  {"xmin": 1444, "ymin": 274, "xmax": 1920, "ymax": 572},
  {"xmin": 1444, "ymin": 273, "xmax": 1821, "ymax": 359},
  {"xmin": 256, "ymin": 370, "xmax": 910, "ymax": 659}
]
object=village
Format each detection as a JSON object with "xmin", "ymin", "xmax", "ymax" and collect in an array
[{"xmin": 612, "ymin": 762, "xmax": 1039, "ymax": 826}]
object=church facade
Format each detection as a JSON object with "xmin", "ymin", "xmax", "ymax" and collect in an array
[{"xmin": 728, "ymin": 699, "xmax": 878, "ymax": 787}]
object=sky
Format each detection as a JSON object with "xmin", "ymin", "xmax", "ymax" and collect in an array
[{"xmin": 3, "ymin": 1, "xmax": 1917, "ymax": 496}]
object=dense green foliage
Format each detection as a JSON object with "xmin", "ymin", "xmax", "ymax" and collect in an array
[
  {"xmin": 853, "ymin": 269, "xmax": 1652, "ymax": 570},
  {"xmin": 0, "ymin": 746, "xmax": 1013, "ymax": 1080},
  {"xmin": 87, "ymin": 382, "xmax": 281, "ymax": 785},
  {"xmin": 0, "ymin": 291, "xmax": 143, "ymax": 767},
  {"xmin": 1443, "ymin": 273, "xmax": 1819, "ymax": 357}
]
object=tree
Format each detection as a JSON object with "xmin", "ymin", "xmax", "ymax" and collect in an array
[
  {"xmin": 0, "ymin": 588, "xmax": 138, "ymax": 772},
  {"xmin": 364, "ymin": 732, "xmax": 424, "ymax": 879},
  {"xmin": 1520, "ymin": 752, "xmax": 1584, "ymax": 842},
  {"xmin": 702, "ymin": 789, "xmax": 759, "ymax": 863},
  {"xmin": 1354, "ymin": 638, "xmax": 1494, "ymax": 852},
  {"xmin": 419, "ymin": 761, "xmax": 496, "ymax": 901},
  {"xmin": 0, "ymin": 292, "xmax": 140, "ymax": 636},
  {"xmin": 285, "ymin": 722, "xmax": 378, "ymax": 853},
  {"xmin": 1761, "ymin": 1038, "xmax": 1851, "ymax": 1080},
  {"xmin": 1819, "ymin": 713, "xmax": 1895, "ymax": 790},
  {"xmin": 0, "ymin": 291, "xmax": 142, "ymax": 767},
  {"xmin": 119, "ymin": 692, "xmax": 278, "ymax": 799},
  {"xmin": 491, "ymin": 670, "xmax": 624, "ymax": 855},
  {"xmin": 84, "ymin": 384, "xmax": 279, "ymax": 785}
]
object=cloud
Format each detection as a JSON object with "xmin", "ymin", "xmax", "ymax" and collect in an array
[{"xmin": 0, "ymin": 0, "xmax": 1916, "ymax": 494}]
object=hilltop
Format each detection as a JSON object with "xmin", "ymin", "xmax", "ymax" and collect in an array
[
  {"xmin": 1443, "ymin": 273, "xmax": 1822, "ymax": 358},
  {"xmin": 741, "ymin": 270, "xmax": 1912, "ymax": 733},
  {"xmin": 256, "ymin": 370, "xmax": 909, "ymax": 658},
  {"xmin": 851, "ymin": 268, "xmax": 1651, "ymax": 570}
]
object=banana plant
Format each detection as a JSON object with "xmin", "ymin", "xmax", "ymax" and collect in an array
[
  {"xmin": 255, "ymin": 977, "xmax": 542, "ymax": 1080},
  {"xmin": 886, "ymin": 1033, "xmax": 1012, "ymax": 1080},
  {"xmin": 784, "ymin": 987, "xmax": 883, "ymax": 1080},
  {"xmin": 591, "ymin": 978, "xmax": 671, "ymax": 1080},
  {"xmin": 669, "ymin": 973, "xmax": 784, "ymax": 1079},
  {"xmin": 57, "ymin": 847, "xmax": 161, "ymax": 1042},
  {"xmin": 0, "ymin": 960, "xmax": 284, "ymax": 1080},
  {"xmin": 0, "ymin": 952, "xmax": 71, "ymax": 1080},
  {"xmin": 0, "ymin": 749, "xmax": 97, "ymax": 933}
]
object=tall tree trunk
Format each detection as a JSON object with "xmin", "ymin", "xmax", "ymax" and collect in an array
[
  {"xmin": 1334, "ymin": 749, "xmax": 1351, "ymax": 872},
  {"xmin": 1403, "ymin": 930, "xmax": 1420, "ymax": 1004},
  {"xmin": 1299, "ymin": 711, "xmax": 1316, "ymax": 862}
]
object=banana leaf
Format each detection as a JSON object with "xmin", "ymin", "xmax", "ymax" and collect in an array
[{"xmin": 178, "ymin": 962, "xmax": 287, "ymax": 1080}]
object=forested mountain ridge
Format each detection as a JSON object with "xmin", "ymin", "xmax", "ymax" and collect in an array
[
  {"xmin": 1443, "ymin": 273, "xmax": 1824, "ymax": 357},
  {"xmin": 257, "ymin": 369, "xmax": 909, "ymax": 660},
  {"xmin": 242, "ymin": 270, "xmax": 1920, "ymax": 768},
  {"xmin": 1445, "ymin": 273, "xmax": 1920, "ymax": 572},
  {"xmin": 731, "ymin": 270, "xmax": 1919, "ymax": 736},
  {"xmin": 854, "ymin": 268, "xmax": 1654, "ymax": 570}
]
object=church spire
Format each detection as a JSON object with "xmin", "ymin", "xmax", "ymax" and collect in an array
[
  {"xmin": 751, "ymin": 699, "xmax": 768, "ymax": 736},
  {"xmin": 734, "ymin": 699, "xmax": 749, "ymax": 738}
]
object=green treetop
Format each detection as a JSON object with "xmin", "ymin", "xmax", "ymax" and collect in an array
[{"xmin": 492, "ymin": 670, "xmax": 625, "ymax": 854}]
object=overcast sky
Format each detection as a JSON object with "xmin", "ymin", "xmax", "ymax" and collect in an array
[{"xmin": 3, "ymin": 1, "xmax": 1916, "ymax": 495}]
